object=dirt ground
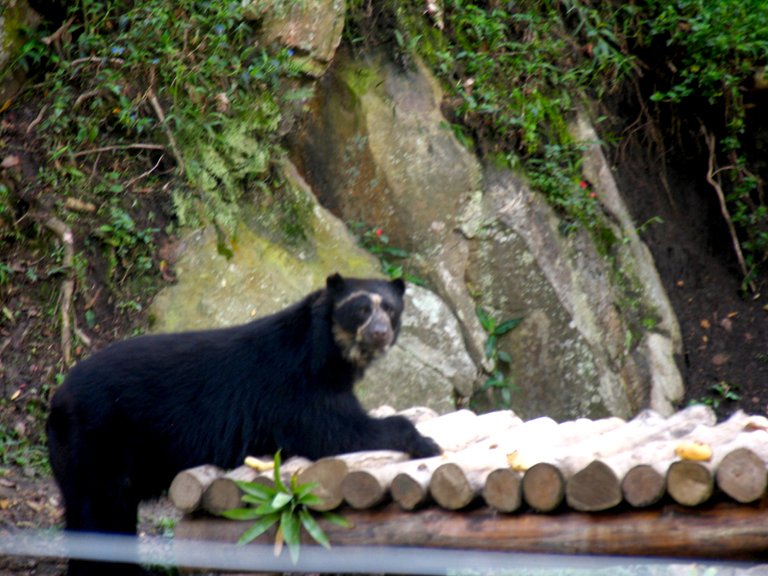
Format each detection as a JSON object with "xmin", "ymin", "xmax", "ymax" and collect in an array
[{"xmin": 613, "ymin": 121, "xmax": 768, "ymax": 420}]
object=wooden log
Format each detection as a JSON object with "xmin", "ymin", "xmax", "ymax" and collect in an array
[
  {"xmin": 424, "ymin": 417, "xmax": 545, "ymax": 511},
  {"xmin": 663, "ymin": 412, "xmax": 766, "ymax": 507},
  {"xmin": 415, "ymin": 414, "xmax": 542, "ymax": 511},
  {"xmin": 298, "ymin": 451, "xmax": 409, "ymax": 511},
  {"xmin": 706, "ymin": 425, "xmax": 768, "ymax": 504},
  {"xmin": 565, "ymin": 460, "xmax": 622, "ymax": 512},
  {"xmin": 175, "ymin": 502, "xmax": 768, "ymax": 561},
  {"xmin": 391, "ymin": 458, "xmax": 444, "ymax": 510},
  {"xmin": 389, "ymin": 410, "xmax": 523, "ymax": 510},
  {"xmin": 568, "ymin": 436, "xmax": 693, "ymax": 512},
  {"xmin": 667, "ymin": 460, "xmax": 713, "ymax": 506},
  {"xmin": 471, "ymin": 409, "xmax": 524, "ymax": 440},
  {"xmin": 522, "ymin": 463, "xmax": 565, "ymax": 512},
  {"xmin": 600, "ymin": 411, "xmax": 758, "ymax": 510},
  {"xmin": 397, "ymin": 406, "xmax": 440, "ymax": 425},
  {"xmin": 342, "ymin": 466, "xmax": 402, "ymax": 510},
  {"xmin": 297, "ymin": 457, "xmax": 348, "ymax": 512},
  {"xmin": 429, "ymin": 463, "xmax": 482, "ymax": 510},
  {"xmin": 203, "ymin": 465, "xmax": 260, "ymax": 516},
  {"xmin": 196, "ymin": 456, "xmax": 313, "ymax": 516},
  {"xmin": 482, "ymin": 468, "xmax": 522, "ymax": 513},
  {"xmin": 169, "ymin": 465, "xmax": 224, "ymax": 513},
  {"xmin": 718, "ymin": 445, "xmax": 768, "ymax": 503},
  {"xmin": 716, "ymin": 447, "xmax": 767, "ymax": 504},
  {"xmin": 513, "ymin": 417, "xmax": 627, "ymax": 512},
  {"xmin": 622, "ymin": 463, "xmax": 666, "ymax": 508},
  {"xmin": 415, "ymin": 409, "xmax": 479, "ymax": 452},
  {"xmin": 522, "ymin": 406, "xmax": 716, "ymax": 512},
  {"xmin": 557, "ymin": 405, "xmax": 715, "ymax": 472},
  {"xmin": 416, "ymin": 409, "xmax": 522, "ymax": 452}
]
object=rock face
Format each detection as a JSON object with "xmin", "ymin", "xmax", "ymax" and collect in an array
[
  {"xmin": 247, "ymin": 0, "xmax": 346, "ymax": 76},
  {"xmin": 291, "ymin": 52, "xmax": 481, "ymax": 252},
  {"xmin": 149, "ymin": 162, "xmax": 470, "ymax": 414},
  {"xmin": 0, "ymin": 1, "xmax": 40, "ymax": 101},
  {"xmin": 290, "ymin": 49, "xmax": 684, "ymax": 419},
  {"xmin": 154, "ymin": 11, "xmax": 684, "ymax": 420}
]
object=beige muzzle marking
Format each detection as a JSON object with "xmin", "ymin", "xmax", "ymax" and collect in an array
[{"xmin": 354, "ymin": 294, "xmax": 383, "ymax": 342}]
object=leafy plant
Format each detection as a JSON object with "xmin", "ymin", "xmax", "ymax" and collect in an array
[
  {"xmin": 13, "ymin": 0, "xmax": 312, "ymax": 240},
  {"xmin": 476, "ymin": 306, "xmax": 523, "ymax": 408},
  {"xmin": 691, "ymin": 381, "xmax": 742, "ymax": 410},
  {"xmin": 95, "ymin": 206, "xmax": 158, "ymax": 283},
  {"xmin": 222, "ymin": 452, "xmax": 350, "ymax": 564},
  {"xmin": 0, "ymin": 423, "xmax": 50, "ymax": 474},
  {"xmin": 0, "ymin": 262, "xmax": 13, "ymax": 286},
  {"xmin": 349, "ymin": 222, "xmax": 425, "ymax": 285}
]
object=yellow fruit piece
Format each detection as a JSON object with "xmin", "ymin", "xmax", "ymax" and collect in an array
[
  {"xmin": 506, "ymin": 450, "xmax": 530, "ymax": 472},
  {"xmin": 675, "ymin": 441, "xmax": 713, "ymax": 462},
  {"xmin": 244, "ymin": 456, "xmax": 274, "ymax": 472}
]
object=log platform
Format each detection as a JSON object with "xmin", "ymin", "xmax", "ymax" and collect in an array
[
  {"xmin": 175, "ymin": 502, "xmax": 768, "ymax": 560},
  {"xmin": 170, "ymin": 406, "xmax": 768, "ymax": 560}
]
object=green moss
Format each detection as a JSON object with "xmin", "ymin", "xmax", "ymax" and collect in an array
[
  {"xmin": 1, "ymin": 3, "xmax": 34, "ymax": 56},
  {"xmin": 338, "ymin": 59, "xmax": 379, "ymax": 99}
]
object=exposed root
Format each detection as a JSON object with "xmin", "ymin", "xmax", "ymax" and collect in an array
[
  {"xmin": 43, "ymin": 216, "xmax": 75, "ymax": 366},
  {"xmin": 125, "ymin": 154, "xmax": 165, "ymax": 189},
  {"xmin": 25, "ymin": 105, "xmax": 48, "ymax": 134},
  {"xmin": 70, "ymin": 143, "xmax": 165, "ymax": 158},
  {"xmin": 69, "ymin": 56, "xmax": 126, "ymax": 68},
  {"xmin": 146, "ymin": 87, "xmax": 185, "ymax": 174},
  {"xmin": 702, "ymin": 127, "xmax": 756, "ymax": 293}
]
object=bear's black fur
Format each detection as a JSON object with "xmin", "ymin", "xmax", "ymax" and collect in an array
[{"xmin": 47, "ymin": 273, "xmax": 440, "ymax": 575}]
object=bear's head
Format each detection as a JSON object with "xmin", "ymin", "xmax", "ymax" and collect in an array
[{"xmin": 327, "ymin": 273, "xmax": 406, "ymax": 368}]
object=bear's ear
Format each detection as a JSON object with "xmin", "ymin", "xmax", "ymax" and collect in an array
[
  {"xmin": 326, "ymin": 273, "xmax": 345, "ymax": 293},
  {"xmin": 390, "ymin": 277, "xmax": 406, "ymax": 296}
]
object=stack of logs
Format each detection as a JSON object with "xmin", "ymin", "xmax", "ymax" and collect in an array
[{"xmin": 170, "ymin": 405, "xmax": 768, "ymax": 516}]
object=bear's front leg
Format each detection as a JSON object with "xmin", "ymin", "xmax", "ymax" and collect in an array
[
  {"xmin": 376, "ymin": 415, "xmax": 442, "ymax": 458},
  {"xmin": 276, "ymin": 411, "xmax": 441, "ymax": 460}
]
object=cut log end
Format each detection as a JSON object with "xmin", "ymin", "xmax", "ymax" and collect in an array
[
  {"xmin": 297, "ymin": 458, "xmax": 348, "ymax": 511},
  {"xmin": 169, "ymin": 465, "xmax": 224, "ymax": 514},
  {"xmin": 522, "ymin": 463, "xmax": 565, "ymax": 512},
  {"xmin": 342, "ymin": 470, "xmax": 387, "ymax": 509},
  {"xmin": 392, "ymin": 472, "xmax": 428, "ymax": 510},
  {"xmin": 430, "ymin": 463, "xmax": 475, "ymax": 510},
  {"xmin": 622, "ymin": 464, "xmax": 666, "ymax": 508},
  {"xmin": 566, "ymin": 460, "xmax": 622, "ymax": 512},
  {"xmin": 202, "ymin": 465, "xmax": 262, "ymax": 516},
  {"xmin": 716, "ymin": 447, "xmax": 768, "ymax": 504},
  {"xmin": 666, "ymin": 460, "xmax": 714, "ymax": 507},
  {"xmin": 482, "ymin": 468, "xmax": 522, "ymax": 513}
]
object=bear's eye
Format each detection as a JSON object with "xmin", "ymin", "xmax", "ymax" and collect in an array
[
  {"xmin": 358, "ymin": 304, "xmax": 372, "ymax": 319},
  {"xmin": 381, "ymin": 301, "xmax": 393, "ymax": 314}
]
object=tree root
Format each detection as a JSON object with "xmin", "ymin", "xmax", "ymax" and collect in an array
[
  {"xmin": 702, "ymin": 127, "xmax": 756, "ymax": 293},
  {"xmin": 43, "ymin": 216, "xmax": 76, "ymax": 366},
  {"xmin": 146, "ymin": 87, "xmax": 185, "ymax": 174}
]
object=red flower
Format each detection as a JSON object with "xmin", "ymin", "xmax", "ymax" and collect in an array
[
  {"xmin": 375, "ymin": 228, "xmax": 384, "ymax": 237},
  {"xmin": 579, "ymin": 180, "xmax": 589, "ymax": 189}
]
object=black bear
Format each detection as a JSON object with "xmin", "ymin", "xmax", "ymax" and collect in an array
[{"xmin": 47, "ymin": 273, "xmax": 441, "ymax": 575}]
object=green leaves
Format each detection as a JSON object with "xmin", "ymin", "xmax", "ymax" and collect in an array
[
  {"xmin": 475, "ymin": 306, "xmax": 523, "ymax": 409},
  {"xmin": 222, "ymin": 451, "xmax": 350, "ymax": 564},
  {"xmin": 477, "ymin": 306, "xmax": 523, "ymax": 360},
  {"xmin": 348, "ymin": 222, "xmax": 425, "ymax": 285}
]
